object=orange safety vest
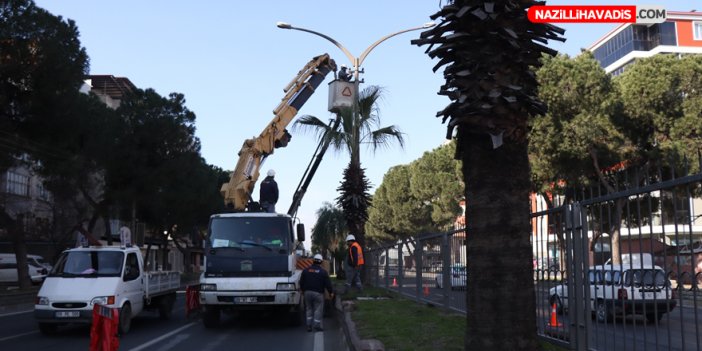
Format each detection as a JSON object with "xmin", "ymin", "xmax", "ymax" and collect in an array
[{"xmin": 348, "ymin": 242, "xmax": 364, "ymax": 266}]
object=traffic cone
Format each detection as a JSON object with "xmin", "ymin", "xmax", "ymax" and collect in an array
[
  {"xmin": 423, "ymin": 284, "xmax": 430, "ymax": 297},
  {"xmin": 548, "ymin": 303, "xmax": 562, "ymax": 327},
  {"xmin": 392, "ymin": 277, "xmax": 397, "ymax": 287}
]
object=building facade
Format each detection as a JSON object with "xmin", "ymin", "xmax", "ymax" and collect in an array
[{"xmin": 588, "ymin": 11, "xmax": 702, "ymax": 75}]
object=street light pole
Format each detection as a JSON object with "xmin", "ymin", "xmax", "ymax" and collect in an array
[
  {"xmin": 276, "ymin": 21, "xmax": 436, "ymax": 166},
  {"xmin": 276, "ymin": 21, "xmax": 436, "ymax": 83}
]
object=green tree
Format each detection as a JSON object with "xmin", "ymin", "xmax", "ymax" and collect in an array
[
  {"xmin": 672, "ymin": 55, "xmax": 702, "ymax": 164},
  {"xmin": 531, "ymin": 52, "xmax": 630, "ymax": 261},
  {"xmin": 409, "ymin": 140, "xmax": 463, "ymax": 228},
  {"xmin": 311, "ymin": 202, "xmax": 347, "ymax": 274},
  {"xmin": 366, "ymin": 141, "xmax": 463, "ymax": 244},
  {"xmin": 36, "ymin": 92, "xmax": 123, "ymax": 243},
  {"xmin": 617, "ymin": 54, "xmax": 702, "ymax": 170},
  {"xmin": 0, "ymin": 0, "xmax": 89, "ymax": 289},
  {"xmin": 112, "ymin": 88, "xmax": 202, "ymax": 257},
  {"xmin": 413, "ymin": 1, "xmax": 564, "ymax": 349},
  {"xmin": 366, "ymin": 164, "xmax": 431, "ymax": 244},
  {"xmin": 293, "ymin": 85, "xmax": 405, "ymax": 249}
]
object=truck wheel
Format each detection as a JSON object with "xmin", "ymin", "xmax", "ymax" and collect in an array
[
  {"xmin": 158, "ymin": 294, "xmax": 175, "ymax": 320},
  {"xmin": 202, "ymin": 306, "xmax": 220, "ymax": 328},
  {"xmin": 118, "ymin": 303, "xmax": 132, "ymax": 334},
  {"xmin": 38, "ymin": 323, "xmax": 58, "ymax": 335}
]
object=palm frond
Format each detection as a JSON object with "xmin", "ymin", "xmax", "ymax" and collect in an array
[{"xmin": 368, "ymin": 126, "xmax": 405, "ymax": 153}]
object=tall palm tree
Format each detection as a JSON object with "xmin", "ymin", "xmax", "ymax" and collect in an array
[
  {"xmin": 412, "ymin": 1, "xmax": 564, "ymax": 350},
  {"xmin": 293, "ymin": 85, "xmax": 405, "ymax": 249}
]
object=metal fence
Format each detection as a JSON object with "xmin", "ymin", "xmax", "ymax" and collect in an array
[
  {"xmin": 367, "ymin": 158, "xmax": 702, "ymax": 350},
  {"xmin": 533, "ymin": 160, "xmax": 702, "ymax": 351},
  {"xmin": 366, "ymin": 228, "xmax": 467, "ymax": 314}
]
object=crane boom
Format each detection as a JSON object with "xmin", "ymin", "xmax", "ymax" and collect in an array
[{"xmin": 221, "ymin": 54, "xmax": 337, "ymax": 211}]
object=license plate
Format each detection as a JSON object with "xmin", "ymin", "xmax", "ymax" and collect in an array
[
  {"xmin": 55, "ymin": 311, "xmax": 80, "ymax": 318},
  {"xmin": 234, "ymin": 297, "xmax": 257, "ymax": 303}
]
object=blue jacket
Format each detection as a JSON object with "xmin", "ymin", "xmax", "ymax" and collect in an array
[{"xmin": 300, "ymin": 263, "xmax": 333, "ymax": 294}]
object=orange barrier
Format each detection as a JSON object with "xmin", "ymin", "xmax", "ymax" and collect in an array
[
  {"xmin": 185, "ymin": 285, "xmax": 201, "ymax": 318},
  {"xmin": 548, "ymin": 303, "xmax": 562, "ymax": 327},
  {"xmin": 89, "ymin": 304, "xmax": 119, "ymax": 351},
  {"xmin": 297, "ymin": 258, "xmax": 314, "ymax": 270}
]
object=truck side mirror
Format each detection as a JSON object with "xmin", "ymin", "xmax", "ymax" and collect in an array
[{"xmin": 296, "ymin": 223, "xmax": 305, "ymax": 242}]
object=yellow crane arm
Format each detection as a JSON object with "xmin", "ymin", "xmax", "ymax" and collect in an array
[{"xmin": 221, "ymin": 54, "xmax": 337, "ymax": 211}]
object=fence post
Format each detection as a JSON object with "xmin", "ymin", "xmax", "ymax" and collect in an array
[
  {"xmin": 416, "ymin": 239, "xmax": 423, "ymax": 302},
  {"xmin": 398, "ymin": 241, "xmax": 404, "ymax": 291},
  {"xmin": 442, "ymin": 233, "xmax": 451, "ymax": 309},
  {"xmin": 384, "ymin": 247, "xmax": 390, "ymax": 289},
  {"xmin": 566, "ymin": 203, "xmax": 589, "ymax": 351}
]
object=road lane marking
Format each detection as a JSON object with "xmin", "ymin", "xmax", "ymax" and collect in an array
[
  {"xmin": 0, "ymin": 330, "xmax": 38, "ymax": 342},
  {"xmin": 313, "ymin": 330, "xmax": 324, "ymax": 351},
  {"xmin": 127, "ymin": 322, "xmax": 196, "ymax": 351}
]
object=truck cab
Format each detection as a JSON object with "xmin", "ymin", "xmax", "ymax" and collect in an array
[{"xmin": 199, "ymin": 212, "xmax": 306, "ymax": 327}]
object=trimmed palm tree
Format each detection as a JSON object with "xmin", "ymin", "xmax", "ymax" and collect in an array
[
  {"xmin": 293, "ymin": 85, "xmax": 404, "ymax": 249},
  {"xmin": 412, "ymin": 1, "xmax": 564, "ymax": 350}
]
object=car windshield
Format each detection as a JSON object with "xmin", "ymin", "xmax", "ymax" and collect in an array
[
  {"xmin": 51, "ymin": 251, "xmax": 124, "ymax": 277},
  {"xmin": 209, "ymin": 217, "xmax": 290, "ymax": 253}
]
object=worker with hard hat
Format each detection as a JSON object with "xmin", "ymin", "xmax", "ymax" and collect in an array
[
  {"xmin": 338, "ymin": 64, "xmax": 352, "ymax": 82},
  {"xmin": 259, "ymin": 169, "xmax": 279, "ymax": 213},
  {"xmin": 300, "ymin": 253, "xmax": 334, "ymax": 332},
  {"xmin": 344, "ymin": 234, "xmax": 364, "ymax": 293}
]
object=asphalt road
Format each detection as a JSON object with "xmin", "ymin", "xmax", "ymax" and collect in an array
[{"xmin": 0, "ymin": 293, "xmax": 345, "ymax": 351}]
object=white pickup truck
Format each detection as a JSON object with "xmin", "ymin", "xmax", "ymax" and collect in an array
[{"xmin": 34, "ymin": 246, "xmax": 180, "ymax": 335}]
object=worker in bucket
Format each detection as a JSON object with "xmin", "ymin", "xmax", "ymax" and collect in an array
[{"xmin": 300, "ymin": 254, "xmax": 334, "ymax": 332}]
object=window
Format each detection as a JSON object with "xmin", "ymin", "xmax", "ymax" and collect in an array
[
  {"xmin": 694, "ymin": 22, "xmax": 702, "ymax": 40},
  {"xmin": 5, "ymin": 171, "xmax": 29, "ymax": 196},
  {"xmin": 124, "ymin": 253, "xmax": 140, "ymax": 281}
]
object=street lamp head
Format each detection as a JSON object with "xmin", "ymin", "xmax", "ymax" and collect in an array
[
  {"xmin": 422, "ymin": 21, "xmax": 437, "ymax": 28},
  {"xmin": 276, "ymin": 21, "xmax": 292, "ymax": 29}
]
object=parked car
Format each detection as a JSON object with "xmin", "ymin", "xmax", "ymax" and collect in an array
[
  {"xmin": 28, "ymin": 254, "xmax": 52, "ymax": 272},
  {"xmin": 0, "ymin": 253, "xmax": 48, "ymax": 284},
  {"xmin": 549, "ymin": 261, "xmax": 676, "ymax": 323},
  {"xmin": 435, "ymin": 264, "xmax": 467, "ymax": 290}
]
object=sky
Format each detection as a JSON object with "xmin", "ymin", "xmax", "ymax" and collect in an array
[{"xmin": 33, "ymin": 0, "xmax": 696, "ymax": 250}]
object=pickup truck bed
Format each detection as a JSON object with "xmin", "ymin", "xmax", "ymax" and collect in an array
[{"xmin": 146, "ymin": 271, "xmax": 180, "ymax": 297}]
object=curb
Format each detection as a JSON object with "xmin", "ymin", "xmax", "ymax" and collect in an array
[{"xmin": 335, "ymin": 297, "xmax": 384, "ymax": 351}]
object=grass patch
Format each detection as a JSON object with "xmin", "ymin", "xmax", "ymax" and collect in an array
[
  {"xmin": 348, "ymin": 286, "xmax": 567, "ymax": 351},
  {"xmin": 351, "ymin": 288, "xmax": 464, "ymax": 351}
]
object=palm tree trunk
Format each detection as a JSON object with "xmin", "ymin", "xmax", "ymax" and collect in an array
[{"xmin": 461, "ymin": 129, "xmax": 537, "ymax": 350}]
